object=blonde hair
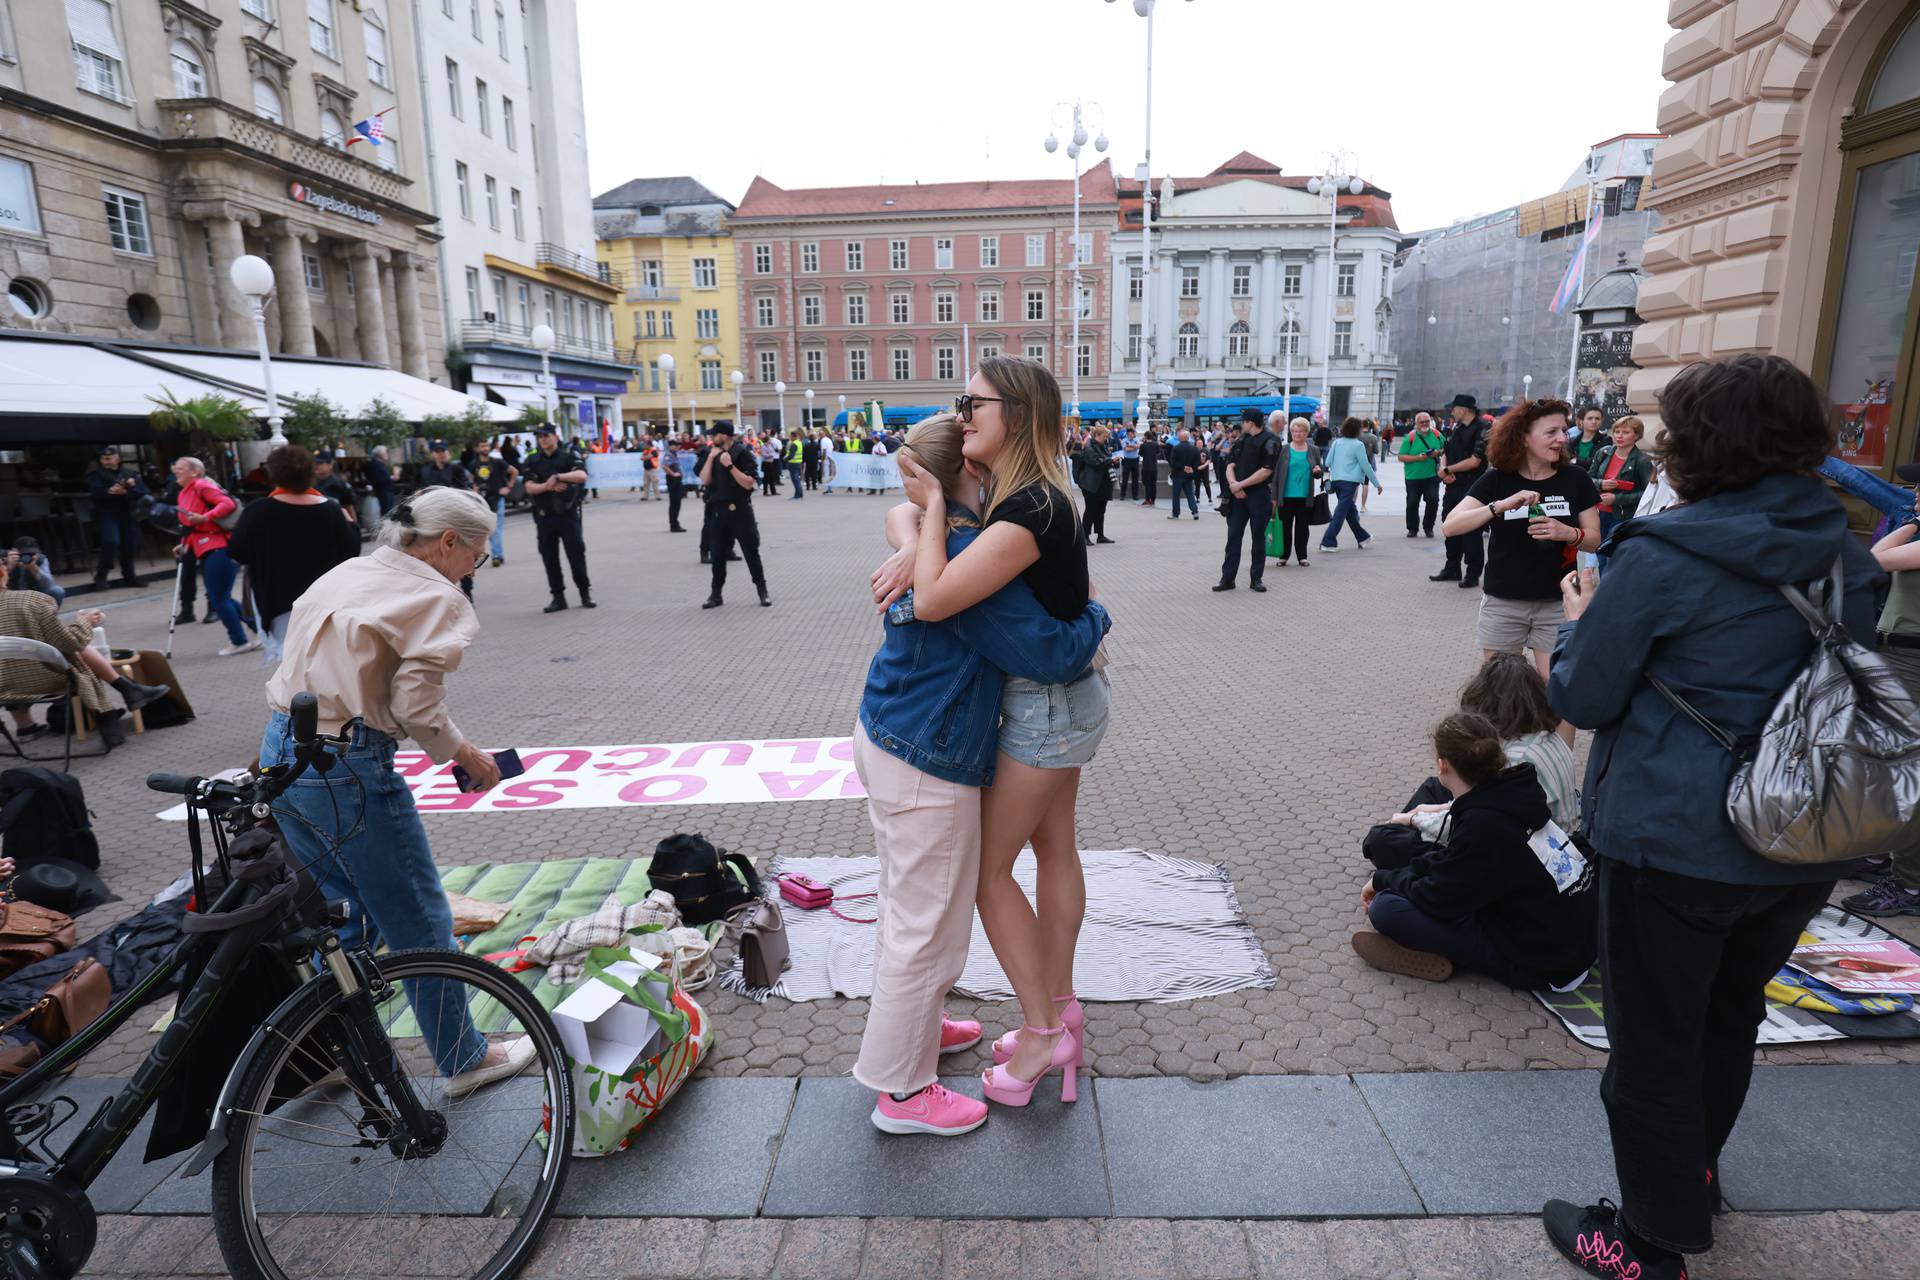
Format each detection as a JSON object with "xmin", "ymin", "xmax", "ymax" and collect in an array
[
  {"xmin": 897, "ymin": 413, "xmax": 979, "ymax": 529},
  {"xmin": 1613, "ymin": 415, "xmax": 1646, "ymax": 441},
  {"xmin": 976, "ymin": 355, "xmax": 1077, "ymax": 528}
]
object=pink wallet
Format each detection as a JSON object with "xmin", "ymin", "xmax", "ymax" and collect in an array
[{"xmin": 778, "ymin": 873, "xmax": 833, "ymax": 910}]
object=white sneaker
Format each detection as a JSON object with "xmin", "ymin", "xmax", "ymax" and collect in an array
[
  {"xmin": 217, "ymin": 639, "xmax": 263, "ymax": 657},
  {"xmin": 1320, "ymin": 545, "xmax": 1340, "ymax": 554},
  {"xmin": 446, "ymin": 1035, "xmax": 537, "ymax": 1100}
]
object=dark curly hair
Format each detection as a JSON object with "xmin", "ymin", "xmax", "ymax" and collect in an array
[
  {"xmin": 1339, "ymin": 417, "xmax": 1363, "ymax": 439},
  {"xmin": 1655, "ymin": 354, "xmax": 1834, "ymax": 501},
  {"xmin": 1485, "ymin": 397, "xmax": 1572, "ymax": 473},
  {"xmin": 265, "ymin": 444, "xmax": 315, "ymax": 492}
]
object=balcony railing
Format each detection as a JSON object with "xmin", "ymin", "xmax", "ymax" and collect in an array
[
  {"xmin": 1224, "ymin": 354, "xmax": 1255, "ymax": 369},
  {"xmin": 537, "ymin": 242, "xmax": 623, "ymax": 289},
  {"xmin": 156, "ymin": 98, "xmax": 412, "ymax": 204},
  {"xmin": 627, "ymin": 283, "xmax": 679, "ymax": 302},
  {"xmin": 460, "ymin": 319, "xmax": 622, "ymax": 364},
  {"xmin": 1172, "ymin": 355, "xmax": 1208, "ymax": 370}
]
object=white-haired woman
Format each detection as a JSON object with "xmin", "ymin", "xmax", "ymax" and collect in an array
[{"xmin": 260, "ymin": 486, "xmax": 530, "ymax": 1092}]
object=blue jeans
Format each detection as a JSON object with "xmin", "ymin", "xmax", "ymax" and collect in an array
[
  {"xmin": 1321, "ymin": 480, "xmax": 1370, "ymax": 548},
  {"xmin": 1818, "ymin": 456, "xmax": 1917, "ymax": 520},
  {"xmin": 788, "ymin": 463, "xmax": 805, "ymax": 496},
  {"xmin": 489, "ymin": 497, "xmax": 506, "ymax": 561},
  {"xmin": 94, "ymin": 511, "xmax": 140, "ymax": 580},
  {"xmin": 1169, "ymin": 474, "xmax": 1197, "ymax": 516},
  {"xmin": 260, "ymin": 712, "xmax": 486, "ymax": 1077},
  {"xmin": 199, "ymin": 548, "xmax": 249, "ymax": 645},
  {"xmin": 1368, "ymin": 890, "xmax": 1554, "ymax": 990}
]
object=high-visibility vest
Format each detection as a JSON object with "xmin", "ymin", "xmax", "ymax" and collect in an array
[{"xmin": 786, "ymin": 437, "xmax": 804, "ymax": 464}]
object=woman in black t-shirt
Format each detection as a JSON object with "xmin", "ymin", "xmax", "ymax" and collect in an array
[
  {"xmin": 898, "ymin": 355, "xmax": 1110, "ymax": 1113},
  {"xmin": 1439, "ymin": 398, "xmax": 1601, "ymax": 682}
]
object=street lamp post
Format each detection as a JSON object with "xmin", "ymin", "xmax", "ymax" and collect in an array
[
  {"xmin": 229, "ymin": 255, "xmax": 286, "ymax": 446},
  {"xmin": 688, "ymin": 398, "xmax": 697, "ymax": 433},
  {"xmin": 1306, "ymin": 158, "xmax": 1365, "ymax": 419},
  {"xmin": 1281, "ymin": 302, "xmax": 1297, "ymax": 420},
  {"xmin": 730, "ymin": 368, "xmax": 744, "ymax": 427},
  {"xmin": 838, "ymin": 393, "xmax": 847, "ymax": 431},
  {"xmin": 530, "ymin": 322, "xmax": 557, "ymax": 432},
  {"xmin": 658, "ymin": 352, "xmax": 677, "ymax": 435},
  {"xmin": 1045, "ymin": 100, "xmax": 1107, "ymax": 418},
  {"xmin": 774, "ymin": 380, "xmax": 787, "ymax": 436},
  {"xmin": 804, "ymin": 387, "xmax": 815, "ymax": 431}
]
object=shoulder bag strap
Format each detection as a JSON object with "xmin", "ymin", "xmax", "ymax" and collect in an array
[
  {"xmin": 1645, "ymin": 672, "xmax": 1744, "ymax": 758},
  {"xmin": 1775, "ymin": 555, "xmax": 1848, "ymax": 642}
]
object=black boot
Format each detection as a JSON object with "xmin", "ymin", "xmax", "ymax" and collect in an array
[
  {"xmin": 1428, "ymin": 569, "xmax": 1461, "ymax": 582},
  {"xmin": 98, "ymin": 711, "xmax": 128, "ymax": 749},
  {"xmin": 699, "ymin": 551, "xmax": 710, "ymax": 564},
  {"xmin": 111, "ymin": 676, "xmax": 171, "ymax": 712},
  {"xmin": 758, "ymin": 586, "xmax": 772, "ymax": 607},
  {"xmin": 702, "ymin": 594, "xmax": 723, "ymax": 610},
  {"xmin": 543, "ymin": 595, "xmax": 568, "ymax": 614},
  {"xmin": 579, "ymin": 589, "xmax": 596, "ymax": 609},
  {"xmin": 174, "ymin": 608, "xmax": 193, "ymax": 625}
]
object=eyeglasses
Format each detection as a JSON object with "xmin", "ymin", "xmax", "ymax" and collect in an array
[{"xmin": 954, "ymin": 394, "xmax": 1008, "ymax": 423}]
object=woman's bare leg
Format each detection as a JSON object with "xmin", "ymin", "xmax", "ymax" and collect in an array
[
  {"xmin": 977, "ymin": 753, "xmax": 1077, "ymax": 1080},
  {"xmin": 1028, "ymin": 769, "xmax": 1085, "ymax": 1003}
]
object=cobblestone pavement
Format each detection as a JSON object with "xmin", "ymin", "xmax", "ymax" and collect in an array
[
  {"xmin": 64, "ymin": 472, "xmax": 1919, "ymax": 1082},
  {"xmin": 83, "ymin": 1210, "xmax": 1920, "ymax": 1278}
]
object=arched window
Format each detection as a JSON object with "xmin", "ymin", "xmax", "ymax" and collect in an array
[
  {"xmin": 1279, "ymin": 319, "xmax": 1301, "ymax": 359},
  {"xmin": 1177, "ymin": 321, "xmax": 1200, "ymax": 359},
  {"xmin": 252, "ymin": 77, "xmax": 284, "ymax": 124},
  {"xmin": 1227, "ymin": 320, "xmax": 1249, "ymax": 357},
  {"xmin": 1375, "ymin": 304, "xmax": 1391, "ymax": 355},
  {"xmin": 169, "ymin": 38, "xmax": 205, "ymax": 97},
  {"xmin": 1868, "ymin": 10, "xmax": 1920, "ymax": 112},
  {"xmin": 319, "ymin": 109, "xmax": 346, "ymax": 149}
]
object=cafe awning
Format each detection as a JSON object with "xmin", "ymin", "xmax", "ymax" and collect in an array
[{"xmin": 144, "ymin": 350, "xmax": 515, "ymax": 422}]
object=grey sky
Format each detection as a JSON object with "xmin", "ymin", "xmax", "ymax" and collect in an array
[{"xmin": 578, "ymin": 0, "xmax": 1672, "ymax": 234}]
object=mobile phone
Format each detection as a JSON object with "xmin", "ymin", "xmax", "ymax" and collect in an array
[
  {"xmin": 885, "ymin": 594, "xmax": 917, "ymax": 627},
  {"xmin": 452, "ymin": 748, "xmax": 526, "ymax": 793},
  {"xmin": 1576, "ymin": 551, "xmax": 1600, "ymax": 575}
]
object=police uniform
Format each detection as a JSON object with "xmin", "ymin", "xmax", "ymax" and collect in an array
[
  {"xmin": 702, "ymin": 434, "xmax": 770, "ymax": 608},
  {"xmin": 523, "ymin": 432, "xmax": 594, "ymax": 610},
  {"xmin": 413, "ymin": 445, "xmax": 476, "ymax": 597},
  {"xmin": 1218, "ymin": 426, "xmax": 1281, "ymax": 590}
]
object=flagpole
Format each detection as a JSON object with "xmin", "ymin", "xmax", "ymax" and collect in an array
[{"xmin": 1564, "ymin": 171, "xmax": 1596, "ymax": 403}]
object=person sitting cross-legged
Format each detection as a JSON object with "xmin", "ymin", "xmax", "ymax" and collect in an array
[{"xmin": 0, "ymin": 582, "xmax": 170, "ymax": 748}]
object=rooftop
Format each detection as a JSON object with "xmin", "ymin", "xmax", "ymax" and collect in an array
[
  {"xmin": 592, "ymin": 176, "xmax": 734, "ymax": 212},
  {"xmin": 732, "ymin": 162, "xmax": 1118, "ymax": 220},
  {"xmin": 1114, "ymin": 153, "xmax": 1399, "ymax": 231}
]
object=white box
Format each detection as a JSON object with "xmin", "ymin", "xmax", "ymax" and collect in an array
[{"xmin": 550, "ymin": 948, "xmax": 669, "ymax": 1076}]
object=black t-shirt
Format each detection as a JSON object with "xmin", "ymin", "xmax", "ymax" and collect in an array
[
  {"xmin": 985, "ymin": 483, "xmax": 1088, "ymax": 622},
  {"xmin": 1467, "ymin": 466, "xmax": 1600, "ymax": 601},
  {"xmin": 522, "ymin": 445, "xmax": 586, "ymax": 516},
  {"xmin": 1443, "ymin": 419, "xmax": 1488, "ymax": 489},
  {"xmin": 1228, "ymin": 431, "xmax": 1281, "ymax": 500},
  {"xmin": 700, "ymin": 443, "xmax": 758, "ymax": 507}
]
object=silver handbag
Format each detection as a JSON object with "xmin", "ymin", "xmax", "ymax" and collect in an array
[{"xmin": 1649, "ymin": 555, "xmax": 1920, "ymax": 866}]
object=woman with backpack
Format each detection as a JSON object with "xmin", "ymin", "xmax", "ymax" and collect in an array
[
  {"xmin": 1537, "ymin": 355, "xmax": 1884, "ymax": 1280},
  {"xmin": 171, "ymin": 456, "xmax": 258, "ymax": 657}
]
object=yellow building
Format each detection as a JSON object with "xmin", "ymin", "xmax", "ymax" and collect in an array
[{"xmin": 594, "ymin": 178, "xmax": 740, "ymax": 434}]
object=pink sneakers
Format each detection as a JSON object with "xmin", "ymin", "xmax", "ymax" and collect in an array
[
  {"xmin": 870, "ymin": 1083, "xmax": 989, "ymax": 1136},
  {"xmin": 940, "ymin": 1013, "xmax": 982, "ymax": 1054}
]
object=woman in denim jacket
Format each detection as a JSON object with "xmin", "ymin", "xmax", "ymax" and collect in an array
[{"xmin": 855, "ymin": 413, "xmax": 1110, "ymax": 1139}]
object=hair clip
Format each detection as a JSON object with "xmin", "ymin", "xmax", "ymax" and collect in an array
[{"xmin": 393, "ymin": 503, "xmax": 416, "ymax": 527}]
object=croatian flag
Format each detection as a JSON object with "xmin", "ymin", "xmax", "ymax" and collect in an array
[
  {"xmin": 348, "ymin": 112, "xmax": 387, "ymax": 147},
  {"xmin": 1550, "ymin": 207, "xmax": 1604, "ymax": 313}
]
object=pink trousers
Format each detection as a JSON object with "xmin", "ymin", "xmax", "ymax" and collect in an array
[{"xmin": 850, "ymin": 723, "xmax": 982, "ymax": 1095}]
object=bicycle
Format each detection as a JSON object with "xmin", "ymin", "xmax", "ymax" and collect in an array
[{"xmin": 0, "ymin": 692, "xmax": 573, "ymax": 1279}]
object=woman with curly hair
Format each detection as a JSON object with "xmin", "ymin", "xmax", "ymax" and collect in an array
[{"xmin": 1439, "ymin": 398, "xmax": 1602, "ymax": 680}]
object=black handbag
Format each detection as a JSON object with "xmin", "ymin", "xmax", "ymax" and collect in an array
[
  {"xmin": 648, "ymin": 834, "xmax": 761, "ymax": 926},
  {"xmin": 1309, "ymin": 485, "xmax": 1332, "ymax": 526}
]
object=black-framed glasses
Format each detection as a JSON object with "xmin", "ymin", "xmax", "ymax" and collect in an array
[{"xmin": 955, "ymin": 394, "xmax": 1007, "ymax": 423}]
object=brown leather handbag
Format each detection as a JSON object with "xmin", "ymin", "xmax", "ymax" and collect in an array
[
  {"xmin": 0, "ymin": 900, "xmax": 76, "ymax": 978},
  {"xmin": 737, "ymin": 898, "xmax": 790, "ymax": 991},
  {"xmin": 0, "ymin": 956, "xmax": 110, "ymax": 1079}
]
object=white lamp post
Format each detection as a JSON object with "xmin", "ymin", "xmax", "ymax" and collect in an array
[
  {"xmin": 658, "ymin": 352, "xmax": 677, "ymax": 435},
  {"xmin": 804, "ymin": 386, "xmax": 815, "ymax": 431},
  {"xmin": 1045, "ymin": 100, "xmax": 1107, "ymax": 417},
  {"xmin": 838, "ymin": 393, "xmax": 847, "ymax": 431},
  {"xmin": 1306, "ymin": 158, "xmax": 1366, "ymax": 417},
  {"xmin": 530, "ymin": 323, "xmax": 557, "ymax": 432},
  {"xmin": 229, "ymin": 255, "xmax": 286, "ymax": 446},
  {"xmin": 730, "ymin": 368, "xmax": 744, "ymax": 427},
  {"xmin": 688, "ymin": 397, "xmax": 697, "ymax": 432},
  {"xmin": 1281, "ymin": 302, "xmax": 1298, "ymax": 420},
  {"xmin": 774, "ymin": 379, "xmax": 787, "ymax": 436}
]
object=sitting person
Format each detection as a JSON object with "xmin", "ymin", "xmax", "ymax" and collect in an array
[
  {"xmin": 1353, "ymin": 713, "xmax": 1596, "ymax": 990},
  {"xmin": 0, "ymin": 579, "xmax": 170, "ymax": 747}
]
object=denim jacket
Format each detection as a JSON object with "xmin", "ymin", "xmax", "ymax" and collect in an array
[{"xmin": 859, "ymin": 516, "xmax": 1111, "ymax": 787}]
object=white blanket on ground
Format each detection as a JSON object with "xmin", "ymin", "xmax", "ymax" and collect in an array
[{"xmin": 721, "ymin": 848, "xmax": 1275, "ymax": 1004}]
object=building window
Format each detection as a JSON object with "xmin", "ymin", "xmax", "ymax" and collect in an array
[
  {"xmin": 1333, "ymin": 321, "xmax": 1353, "ymax": 356},
  {"xmin": 890, "ymin": 291, "xmax": 910, "ymax": 325},
  {"xmin": 935, "ymin": 237, "xmax": 953, "ymax": 269},
  {"xmin": 934, "ymin": 291, "xmax": 955, "ymax": 324},
  {"xmin": 696, "ymin": 307, "xmax": 719, "ymax": 339},
  {"xmin": 846, "ymin": 293, "xmax": 866, "ymax": 326},
  {"xmin": 845, "ymin": 240, "xmax": 863, "ymax": 271},
  {"xmin": 660, "ymin": 310, "xmax": 674, "ymax": 337},
  {"xmin": 251, "ymin": 77, "xmax": 283, "ymax": 124},
  {"xmin": 1180, "ymin": 266, "xmax": 1200, "ymax": 298},
  {"xmin": 1026, "ymin": 234, "xmax": 1045, "ymax": 266},
  {"xmin": 979, "ymin": 290, "xmax": 999, "ymax": 322},
  {"xmin": 102, "ymin": 185, "xmax": 150, "ymax": 255},
  {"xmin": 1025, "ymin": 342, "xmax": 1046, "ymax": 363},
  {"xmin": 363, "ymin": 19, "xmax": 389, "ymax": 85},
  {"xmin": 1077, "ymin": 344, "xmax": 1093, "ymax": 378},
  {"xmin": 1227, "ymin": 320, "xmax": 1249, "ymax": 357},
  {"xmin": 465, "ymin": 267, "xmax": 482, "ymax": 320},
  {"xmin": 759, "ymin": 350, "xmax": 778, "ymax": 382},
  {"xmin": 754, "ymin": 244, "xmax": 772, "ymax": 274},
  {"xmin": 489, "ymin": 271, "xmax": 506, "ymax": 319},
  {"xmin": 692, "ymin": 257, "xmax": 717, "ymax": 289},
  {"xmin": 641, "ymin": 260, "xmax": 662, "ymax": 288},
  {"xmin": 1283, "ymin": 263, "xmax": 1303, "ymax": 295},
  {"xmin": 935, "ymin": 345, "xmax": 955, "ymax": 381},
  {"xmin": 641, "ymin": 310, "xmax": 655, "ymax": 338},
  {"xmin": 476, "ymin": 78, "xmax": 490, "ymax": 135},
  {"xmin": 244, "ymin": 0, "xmax": 273, "ymax": 17},
  {"xmin": 889, "ymin": 239, "xmax": 908, "ymax": 270},
  {"xmin": 700, "ymin": 360, "xmax": 721, "ymax": 392},
  {"xmin": 1231, "ymin": 264, "xmax": 1252, "ymax": 297},
  {"xmin": 468, "ymin": 0, "xmax": 480, "ymax": 39},
  {"xmin": 980, "ymin": 236, "xmax": 998, "ymax": 268},
  {"xmin": 848, "ymin": 348, "xmax": 868, "ymax": 381},
  {"xmin": 376, "ymin": 138, "xmax": 398, "ymax": 173},
  {"xmin": 307, "ymin": 0, "xmax": 334, "ymax": 58},
  {"xmin": 892, "ymin": 348, "xmax": 911, "ymax": 381},
  {"xmin": 561, "ymin": 295, "xmax": 574, "ymax": 338},
  {"xmin": 1380, "ymin": 261, "xmax": 1390, "ymax": 297},
  {"xmin": 804, "ymin": 348, "xmax": 824, "ymax": 381},
  {"xmin": 1129, "ymin": 266, "xmax": 1143, "ymax": 300},
  {"xmin": 484, "ymin": 175, "xmax": 498, "ymax": 228},
  {"xmin": 319, "ymin": 109, "xmax": 347, "ymax": 149},
  {"xmin": 495, "ymin": 0, "xmax": 508, "ymax": 57},
  {"xmin": 1025, "ymin": 288, "xmax": 1045, "ymax": 321},
  {"xmin": 170, "ymin": 38, "xmax": 206, "ymax": 96},
  {"xmin": 1077, "ymin": 286, "xmax": 1093, "ymax": 320},
  {"xmin": 802, "ymin": 295, "xmax": 822, "ymax": 326},
  {"xmin": 454, "ymin": 161, "xmax": 471, "ymax": 217},
  {"xmin": 1075, "ymin": 232, "xmax": 1093, "ymax": 265},
  {"xmin": 303, "ymin": 253, "xmax": 324, "ymax": 292},
  {"xmin": 1177, "ymin": 322, "xmax": 1199, "ymax": 358},
  {"xmin": 502, "ymin": 97, "xmax": 516, "ymax": 149},
  {"xmin": 1375, "ymin": 310, "xmax": 1390, "ymax": 353},
  {"xmin": 445, "ymin": 57, "xmax": 461, "ymax": 117},
  {"xmin": 510, "ymin": 187, "xmax": 524, "ymax": 238},
  {"xmin": 1127, "ymin": 324, "xmax": 1141, "ymax": 361},
  {"xmin": 756, "ymin": 296, "xmax": 775, "ymax": 327},
  {"xmin": 800, "ymin": 242, "xmax": 818, "ymax": 273},
  {"xmin": 541, "ymin": 289, "xmax": 553, "ymax": 328},
  {"xmin": 979, "ymin": 343, "xmax": 1000, "ymax": 362},
  {"xmin": 1337, "ymin": 263, "xmax": 1356, "ymax": 297}
]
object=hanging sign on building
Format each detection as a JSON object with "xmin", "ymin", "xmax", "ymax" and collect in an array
[
  {"xmin": 287, "ymin": 179, "xmax": 383, "ymax": 226},
  {"xmin": 0, "ymin": 158, "xmax": 42, "ymax": 235}
]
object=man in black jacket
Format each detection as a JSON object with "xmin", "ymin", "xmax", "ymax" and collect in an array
[
  {"xmin": 84, "ymin": 447, "xmax": 147, "ymax": 589},
  {"xmin": 699, "ymin": 422, "xmax": 770, "ymax": 609},
  {"xmin": 1432, "ymin": 393, "xmax": 1489, "ymax": 588},
  {"xmin": 1214, "ymin": 409, "xmax": 1280, "ymax": 592},
  {"xmin": 1138, "ymin": 430, "xmax": 1160, "ymax": 507},
  {"xmin": 1166, "ymin": 429, "xmax": 1201, "ymax": 520}
]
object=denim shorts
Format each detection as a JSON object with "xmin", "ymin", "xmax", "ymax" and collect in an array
[{"xmin": 998, "ymin": 670, "xmax": 1111, "ymax": 769}]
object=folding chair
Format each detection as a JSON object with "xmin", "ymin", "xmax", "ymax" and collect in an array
[{"xmin": 0, "ymin": 637, "xmax": 109, "ymax": 770}]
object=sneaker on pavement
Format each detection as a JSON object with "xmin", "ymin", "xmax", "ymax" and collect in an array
[
  {"xmin": 870, "ymin": 1082, "xmax": 987, "ymax": 1136},
  {"xmin": 1840, "ymin": 873, "xmax": 1920, "ymax": 918},
  {"xmin": 940, "ymin": 1014, "xmax": 982, "ymax": 1054},
  {"xmin": 1542, "ymin": 1198, "xmax": 1689, "ymax": 1280},
  {"xmin": 216, "ymin": 639, "xmax": 262, "ymax": 657}
]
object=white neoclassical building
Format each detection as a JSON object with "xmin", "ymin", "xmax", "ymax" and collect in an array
[{"xmin": 1105, "ymin": 153, "xmax": 1403, "ymax": 423}]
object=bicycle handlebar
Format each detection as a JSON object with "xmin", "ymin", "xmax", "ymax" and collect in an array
[
  {"xmin": 146, "ymin": 693, "xmax": 351, "ymax": 814},
  {"xmin": 145, "ymin": 773, "xmax": 202, "ymax": 797}
]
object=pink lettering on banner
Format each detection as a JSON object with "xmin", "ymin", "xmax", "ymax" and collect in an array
[
  {"xmin": 758, "ymin": 770, "xmax": 838, "ymax": 800},
  {"xmin": 828, "ymin": 739, "xmax": 854, "ymax": 762},
  {"xmin": 674, "ymin": 742, "xmax": 752, "ymax": 769},
  {"xmin": 392, "ymin": 752, "xmax": 438, "ymax": 778},
  {"xmin": 519, "ymin": 748, "xmax": 593, "ymax": 773},
  {"xmin": 617, "ymin": 774, "xmax": 707, "ymax": 805},
  {"xmin": 766, "ymin": 741, "xmax": 820, "ymax": 764},
  {"xmin": 841, "ymin": 770, "xmax": 867, "ymax": 798},
  {"xmin": 590, "ymin": 745, "xmax": 671, "ymax": 774},
  {"xmin": 414, "ymin": 779, "xmax": 488, "ymax": 812},
  {"xmin": 492, "ymin": 779, "xmax": 574, "ymax": 808}
]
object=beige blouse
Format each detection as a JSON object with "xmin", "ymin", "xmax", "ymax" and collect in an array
[{"xmin": 266, "ymin": 545, "xmax": 476, "ymax": 762}]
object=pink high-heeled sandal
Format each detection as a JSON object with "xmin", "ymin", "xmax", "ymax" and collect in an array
[
  {"xmin": 992, "ymin": 995, "xmax": 1083, "ymax": 1065},
  {"xmin": 980, "ymin": 1022, "xmax": 1080, "ymax": 1107}
]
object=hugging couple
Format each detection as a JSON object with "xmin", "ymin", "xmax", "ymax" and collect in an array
[{"xmin": 850, "ymin": 356, "xmax": 1115, "ymax": 1137}]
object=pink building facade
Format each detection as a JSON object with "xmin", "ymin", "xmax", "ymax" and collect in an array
[{"xmin": 729, "ymin": 164, "xmax": 1118, "ymax": 429}]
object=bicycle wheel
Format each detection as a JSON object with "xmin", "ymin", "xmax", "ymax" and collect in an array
[{"xmin": 209, "ymin": 948, "xmax": 574, "ymax": 1280}]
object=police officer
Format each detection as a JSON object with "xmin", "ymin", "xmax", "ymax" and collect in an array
[
  {"xmin": 523, "ymin": 422, "xmax": 595, "ymax": 613},
  {"xmin": 415, "ymin": 439, "xmax": 477, "ymax": 598},
  {"xmin": 699, "ymin": 421, "xmax": 770, "ymax": 610},
  {"xmin": 1214, "ymin": 408, "xmax": 1281, "ymax": 593},
  {"xmin": 311, "ymin": 450, "xmax": 358, "ymax": 523}
]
